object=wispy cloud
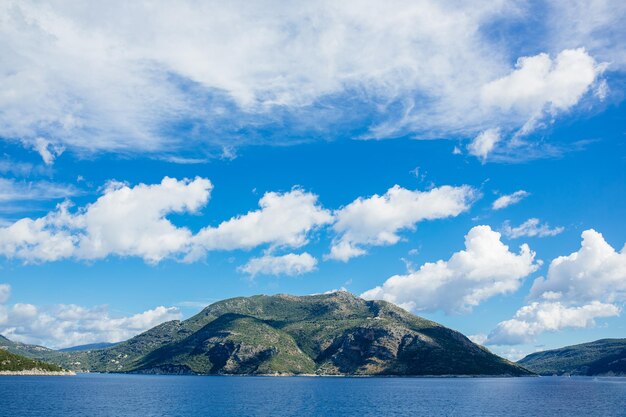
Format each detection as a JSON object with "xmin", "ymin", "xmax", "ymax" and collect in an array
[
  {"xmin": 0, "ymin": 1, "xmax": 620, "ymax": 161},
  {"xmin": 492, "ymin": 190, "xmax": 530, "ymax": 210},
  {"xmin": 503, "ymin": 218, "xmax": 564, "ymax": 239},
  {"xmin": 0, "ymin": 158, "xmax": 50, "ymax": 177},
  {"xmin": 0, "ymin": 178, "xmax": 79, "ymax": 202}
]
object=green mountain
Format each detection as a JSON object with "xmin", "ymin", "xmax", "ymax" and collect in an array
[
  {"xmin": 43, "ymin": 292, "xmax": 531, "ymax": 376},
  {"xmin": 518, "ymin": 338, "xmax": 626, "ymax": 376},
  {"xmin": 0, "ymin": 348, "xmax": 65, "ymax": 373}
]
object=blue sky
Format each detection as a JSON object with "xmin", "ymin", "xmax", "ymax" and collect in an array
[{"xmin": 0, "ymin": 1, "xmax": 625, "ymax": 359}]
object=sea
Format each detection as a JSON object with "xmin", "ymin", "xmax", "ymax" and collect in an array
[{"xmin": 1, "ymin": 373, "xmax": 625, "ymax": 416}]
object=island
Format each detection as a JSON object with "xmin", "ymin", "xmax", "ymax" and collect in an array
[{"xmin": 12, "ymin": 292, "xmax": 531, "ymax": 376}]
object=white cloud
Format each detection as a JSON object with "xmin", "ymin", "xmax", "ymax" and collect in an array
[
  {"xmin": 238, "ymin": 252, "xmax": 317, "ymax": 277},
  {"xmin": 482, "ymin": 48, "xmax": 603, "ymax": 114},
  {"xmin": 328, "ymin": 185, "xmax": 477, "ymax": 261},
  {"xmin": 0, "ymin": 177, "xmax": 213, "ymax": 263},
  {"xmin": 0, "ymin": 210, "xmax": 77, "ymax": 262},
  {"xmin": 503, "ymin": 218, "xmax": 564, "ymax": 239},
  {"xmin": 481, "ymin": 48, "xmax": 605, "ymax": 136},
  {"xmin": 74, "ymin": 177, "xmax": 212, "ymax": 262},
  {"xmin": 468, "ymin": 48, "xmax": 607, "ymax": 161},
  {"xmin": 0, "ymin": 286, "xmax": 181, "ymax": 348},
  {"xmin": 492, "ymin": 190, "xmax": 529, "ymax": 210},
  {"xmin": 467, "ymin": 128, "xmax": 501, "ymax": 161},
  {"xmin": 487, "ymin": 229, "xmax": 626, "ymax": 345},
  {"xmin": 529, "ymin": 229, "xmax": 626, "ymax": 304},
  {"xmin": 0, "ymin": 179, "xmax": 336, "ymax": 264},
  {"xmin": 0, "ymin": 178, "xmax": 78, "ymax": 202},
  {"xmin": 33, "ymin": 137, "xmax": 64, "ymax": 165},
  {"xmin": 192, "ymin": 189, "xmax": 332, "ymax": 255},
  {"xmin": 486, "ymin": 301, "xmax": 619, "ymax": 345},
  {"xmin": 361, "ymin": 225, "xmax": 539, "ymax": 313},
  {"xmin": 0, "ymin": 2, "xmax": 614, "ymax": 159}
]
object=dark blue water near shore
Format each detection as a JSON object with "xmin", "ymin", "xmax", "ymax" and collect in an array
[{"xmin": 1, "ymin": 373, "xmax": 625, "ymax": 416}]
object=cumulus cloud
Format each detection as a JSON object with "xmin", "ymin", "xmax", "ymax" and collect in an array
[
  {"xmin": 192, "ymin": 189, "xmax": 332, "ymax": 255},
  {"xmin": 0, "ymin": 209, "xmax": 77, "ymax": 262},
  {"xmin": 0, "ymin": 177, "xmax": 213, "ymax": 263},
  {"xmin": 361, "ymin": 225, "xmax": 540, "ymax": 313},
  {"xmin": 328, "ymin": 185, "xmax": 477, "ymax": 261},
  {"xmin": 0, "ymin": 285, "xmax": 181, "ymax": 348},
  {"xmin": 486, "ymin": 229, "xmax": 626, "ymax": 345},
  {"xmin": 482, "ymin": 49, "xmax": 603, "ymax": 115},
  {"xmin": 0, "ymin": 177, "xmax": 479, "ymax": 265},
  {"xmin": 464, "ymin": 48, "xmax": 607, "ymax": 162},
  {"xmin": 0, "ymin": 178, "xmax": 335, "ymax": 264},
  {"xmin": 502, "ymin": 218, "xmax": 564, "ymax": 239},
  {"xmin": 238, "ymin": 252, "xmax": 317, "ymax": 277},
  {"xmin": 492, "ymin": 190, "xmax": 530, "ymax": 210},
  {"xmin": 482, "ymin": 48, "xmax": 605, "ymax": 133},
  {"xmin": 487, "ymin": 301, "xmax": 619, "ymax": 345},
  {"xmin": 467, "ymin": 128, "xmax": 501, "ymax": 161},
  {"xmin": 529, "ymin": 230, "xmax": 626, "ymax": 303},
  {"xmin": 0, "ymin": 2, "xmax": 614, "ymax": 160}
]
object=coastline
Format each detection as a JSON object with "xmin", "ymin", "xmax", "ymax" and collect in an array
[
  {"xmin": 0, "ymin": 369, "xmax": 76, "ymax": 376},
  {"xmin": 117, "ymin": 371, "xmax": 539, "ymax": 378}
]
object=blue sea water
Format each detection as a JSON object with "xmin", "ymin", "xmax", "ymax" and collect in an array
[{"xmin": 1, "ymin": 374, "xmax": 625, "ymax": 417}]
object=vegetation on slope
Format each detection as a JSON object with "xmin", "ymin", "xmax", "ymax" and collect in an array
[
  {"xmin": 518, "ymin": 339, "xmax": 626, "ymax": 376},
  {"xmin": 0, "ymin": 348, "xmax": 64, "ymax": 373}
]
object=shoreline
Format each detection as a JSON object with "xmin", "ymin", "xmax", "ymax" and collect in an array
[
  {"xmin": 85, "ymin": 371, "xmax": 538, "ymax": 378},
  {"xmin": 0, "ymin": 369, "xmax": 76, "ymax": 376}
]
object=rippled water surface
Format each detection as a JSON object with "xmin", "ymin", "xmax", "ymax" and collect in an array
[{"xmin": 1, "ymin": 373, "xmax": 626, "ymax": 416}]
